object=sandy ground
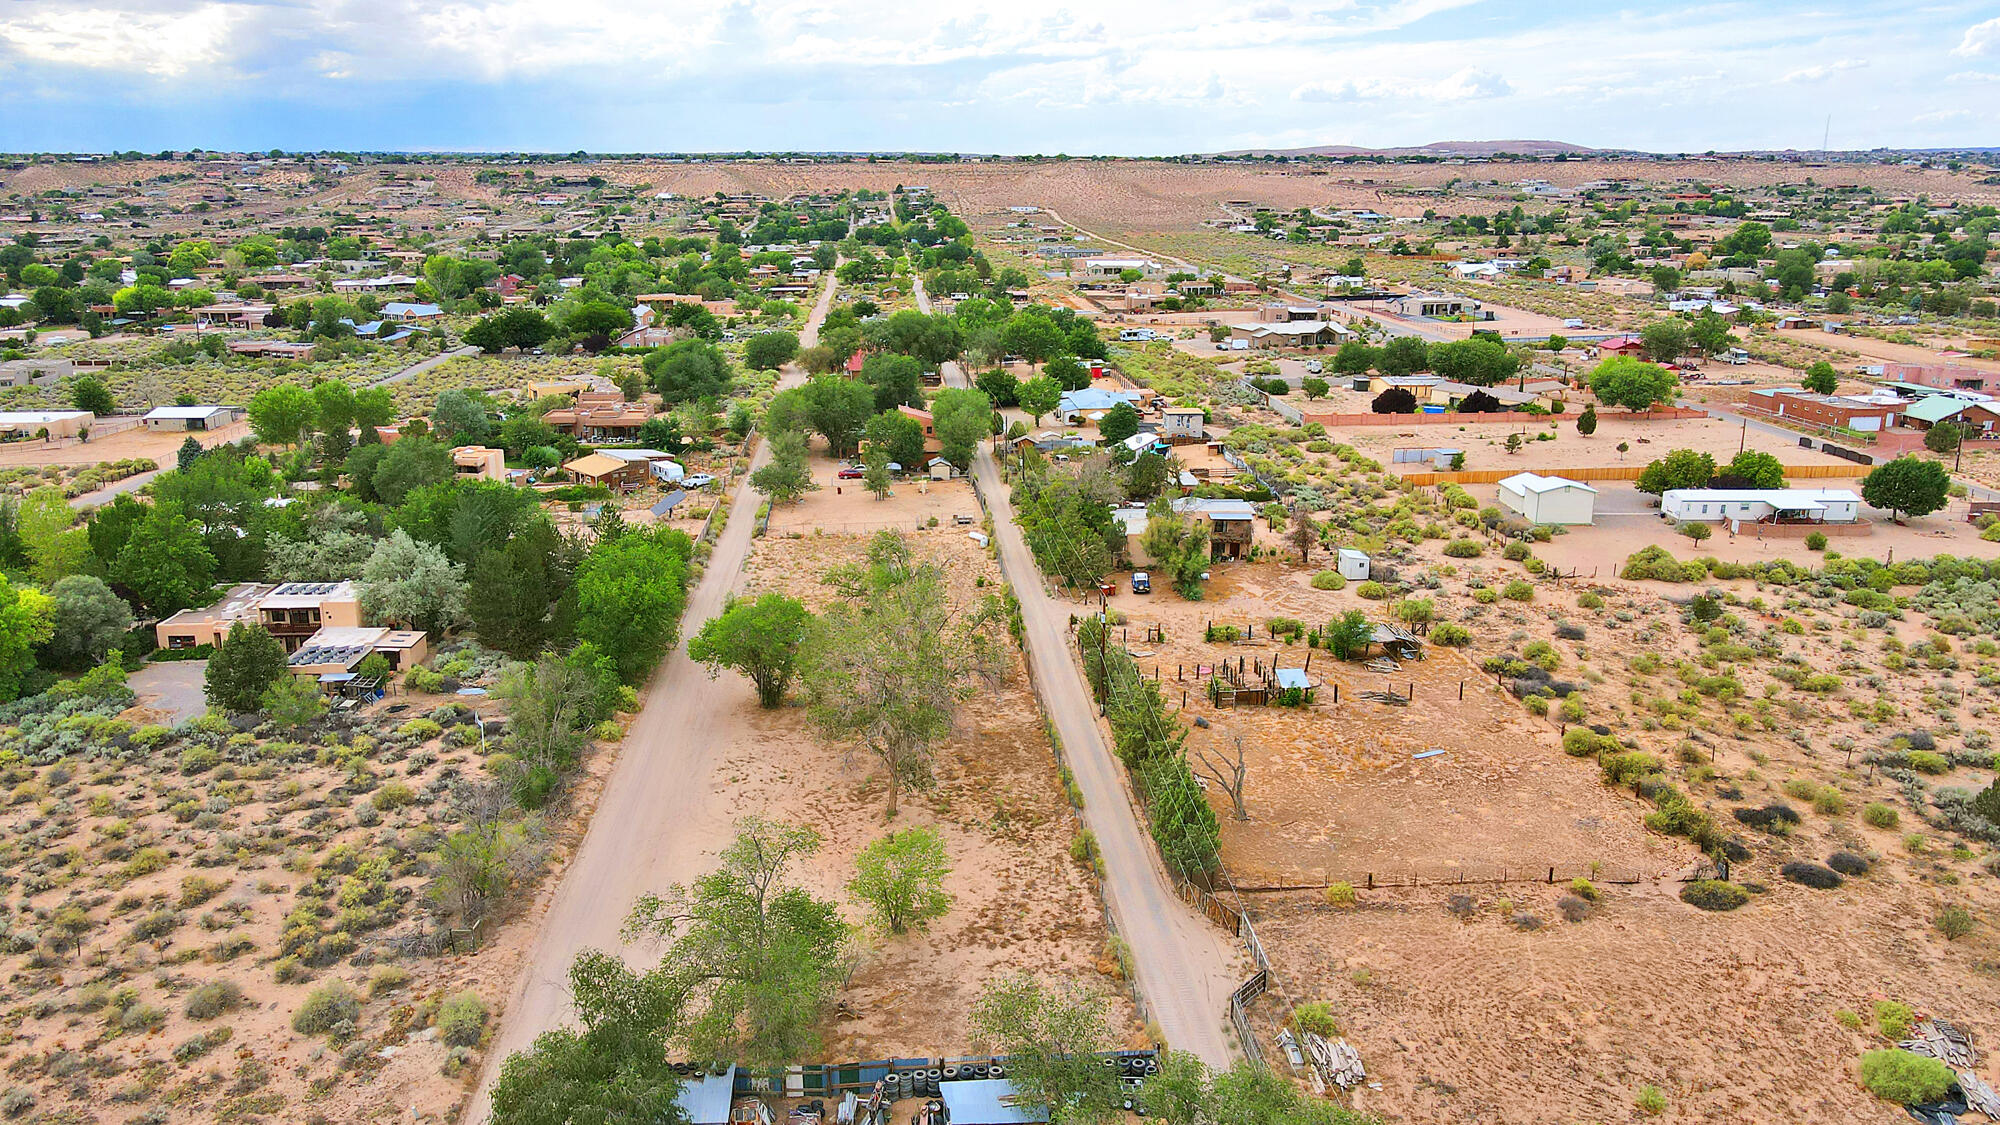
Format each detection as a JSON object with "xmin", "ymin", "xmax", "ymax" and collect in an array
[
  {"xmin": 1317, "ymin": 412, "xmax": 1854, "ymax": 478},
  {"xmin": 0, "ymin": 419, "xmax": 249, "ymax": 470},
  {"xmin": 1090, "ymin": 562, "xmax": 1694, "ymax": 888},
  {"xmin": 1778, "ymin": 327, "xmax": 2000, "ymax": 376}
]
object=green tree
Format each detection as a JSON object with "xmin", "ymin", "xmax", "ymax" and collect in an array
[
  {"xmin": 1377, "ymin": 335, "xmax": 1430, "ymax": 376},
  {"xmin": 177, "ymin": 435, "xmax": 204, "ymax": 471},
  {"xmin": 1301, "ymin": 376, "xmax": 1329, "ymax": 399},
  {"xmin": 113, "ymin": 502, "xmax": 216, "ymax": 613},
  {"xmin": 1426, "ymin": 337, "xmax": 1519, "ymax": 386},
  {"xmin": 847, "ymin": 827, "xmax": 952, "ymax": 935},
  {"xmin": 975, "ymin": 368, "xmax": 1020, "ymax": 407},
  {"xmin": 1575, "ymin": 403, "xmax": 1598, "ymax": 436},
  {"xmin": 1098, "ymin": 402, "xmax": 1141, "ymax": 445},
  {"xmin": 1041, "ymin": 355, "xmax": 1088, "ymax": 392},
  {"xmin": 261, "ymin": 673, "xmax": 327, "ymax": 732},
  {"xmin": 0, "ymin": 580, "xmax": 53, "ymax": 702},
  {"xmin": 17, "ymin": 486, "xmax": 88, "ymax": 584},
  {"xmin": 1862, "ymin": 456, "xmax": 1951, "ymax": 523},
  {"xmin": 204, "ymin": 623, "xmax": 288, "ymax": 713},
  {"xmin": 371, "ymin": 437, "xmax": 453, "ymax": 506},
  {"xmin": 1326, "ymin": 610, "xmax": 1374, "ymax": 660},
  {"xmin": 488, "ymin": 951, "xmax": 690, "ymax": 1125},
  {"xmin": 799, "ymin": 533, "xmax": 989, "ymax": 815},
  {"xmin": 248, "ymin": 384, "xmax": 317, "ymax": 448},
  {"xmin": 1925, "ymin": 421, "xmax": 1967, "ymax": 455},
  {"xmin": 1589, "ymin": 355, "xmax": 1680, "ymax": 412},
  {"xmin": 359, "ymin": 529, "xmax": 466, "ymax": 634},
  {"xmin": 1016, "ymin": 375, "xmax": 1060, "ymax": 426},
  {"xmin": 430, "ymin": 388, "xmax": 492, "ymax": 446},
  {"xmin": 70, "ymin": 375, "xmax": 114, "ymax": 416},
  {"xmin": 1634, "ymin": 448, "xmax": 1717, "ymax": 495},
  {"xmin": 862, "ymin": 443, "xmax": 892, "ymax": 499},
  {"xmin": 1140, "ymin": 499, "xmax": 1210, "ymax": 599},
  {"xmin": 863, "ymin": 410, "xmax": 926, "ymax": 474},
  {"xmin": 687, "ymin": 594, "xmax": 812, "ymax": 708},
  {"xmin": 467, "ymin": 519, "xmax": 576, "ymax": 658},
  {"xmin": 495, "ymin": 645, "xmax": 622, "ymax": 804},
  {"xmin": 930, "ymin": 387, "xmax": 993, "ymax": 468},
  {"xmin": 801, "ymin": 376, "xmax": 876, "ymax": 457},
  {"xmin": 1332, "ymin": 341, "xmax": 1377, "ymax": 376},
  {"xmin": 646, "ymin": 340, "xmax": 732, "ymax": 404},
  {"xmin": 1640, "ymin": 319, "xmax": 1690, "ymax": 364},
  {"xmin": 1679, "ymin": 520, "xmax": 1713, "ymax": 545},
  {"xmin": 43, "ymin": 574, "xmax": 131, "ymax": 670},
  {"xmin": 1722, "ymin": 449, "xmax": 1785, "ymax": 489},
  {"xmin": 352, "ymin": 386, "xmax": 398, "ymax": 432},
  {"xmin": 1803, "ymin": 360, "xmax": 1839, "ymax": 395},
  {"xmin": 970, "ymin": 975, "xmax": 1122, "ymax": 1125},
  {"xmin": 744, "ymin": 330, "xmax": 799, "ymax": 371},
  {"xmin": 752, "ymin": 430, "xmax": 816, "ymax": 506},
  {"xmin": 624, "ymin": 818, "xmax": 848, "ymax": 1064},
  {"xmin": 576, "ymin": 532, "xmax": 691, "ymax": 685}
]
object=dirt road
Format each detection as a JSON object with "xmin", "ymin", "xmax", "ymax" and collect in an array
[
  {"xmin": 466, "ymin": 274, "xmax": 838, "ymax": 1121},
  {"xmin": 371, "ymin": 344, "xmax": 480, "ymax": 386},
  {"xmin": 916, "ymin": 280, "xmax": 1240, "ymax": 1065}
]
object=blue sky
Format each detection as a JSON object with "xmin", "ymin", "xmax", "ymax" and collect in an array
[{"xmin": 0, "ymin": 0, "xmax": 1995, "ymax": 154}]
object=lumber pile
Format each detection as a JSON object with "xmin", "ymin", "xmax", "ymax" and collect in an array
[
  {"xmin": 1303, "ymin": 1031, "xmax": 1365, "ymax": 1091},
  {"xmin": 1901, "ymin": 1019, "xmax": 1978, "ymax": 1070},
  {"xmin": 1960, "ymin": 1072, "xmax": 2000, "ymax": 1122}
]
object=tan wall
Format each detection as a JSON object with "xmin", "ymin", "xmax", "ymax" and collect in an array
[
  {"xmin": 321, "ymin": 598, "xmax": 362, "ymax": 629},
  {"xmin": 1402, "ymin": 463, "xmax": 1863, "ymax": 486},
  {"xmin": 156, "ymin": 621, "xmax": 228, "ymax": 649}
]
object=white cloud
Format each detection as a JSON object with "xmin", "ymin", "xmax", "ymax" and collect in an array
[
  {"xmin": 1781, "ymin": 57, "xmax": 1868, "ymax": 82},
  {"xmin": 0, "ymin": 4, "xmax": 239, "ymax": 78},
  {"xmin": 1293, "ymin": 67, "xmax": 1509, "ymax": 102},
  {"xmin": 1953, "ymin": 16, "xmax": 2000, "ymax": 56}
]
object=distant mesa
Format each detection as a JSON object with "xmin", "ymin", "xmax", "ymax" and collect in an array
[{"xmin": 1212, "ymin": 139, "xmax": 1599, "ymax": 158}]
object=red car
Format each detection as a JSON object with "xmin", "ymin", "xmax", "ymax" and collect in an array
[{"xmin": 836, "ymin": 466, "xmax": 865, "ymax": 479}]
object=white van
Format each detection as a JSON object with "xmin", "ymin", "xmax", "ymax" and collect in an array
[
  {"xmin": 1118, "ymin": 328, "xmax": 1156, "ymax": 343},
  {"xmin": 1229, "ymin": 339, "xmax": 1249, "ymax": 351}
]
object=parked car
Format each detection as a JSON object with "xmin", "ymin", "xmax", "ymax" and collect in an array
[
  {"xmin": 836, "ymin": 465, "xmax": 865, "ymax": 479},
  {"xmin": 1304, "ymin": 358, "xmax": 1323, "ymax": 374},
  {"xmin": 1131, "ymin": 571, "xmax": 1152, "ymax": 594},
  {"xmin": 682, "ymin": 474, "xmax": 717, "ymax": 489}
]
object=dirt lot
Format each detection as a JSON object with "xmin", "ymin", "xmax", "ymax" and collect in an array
[
  {"xmin": 1090, "ymin": 563, "xmax": 1693, "ymax": 888},
  {"xmin": 726, "ymin": 526, "xmax": 1138, "ymax": 1057},
  {"xmin": 0, "ymin": 419, "xmax": 248, "ymax": 471},
  {"xmin": 1320, "ymin": 412, "xmax": 1856, "ymax": 478}
]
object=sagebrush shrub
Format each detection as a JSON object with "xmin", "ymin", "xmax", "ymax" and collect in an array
[{"xmin": 1680, "ymin": 880, "xmax": 1748, "ymax": 911}]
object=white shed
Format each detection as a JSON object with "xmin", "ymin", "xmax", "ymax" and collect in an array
[
  {"xmin": 1336, "ymin": 548, "xmax": 1370, "ymax": 581},
  {"xmin": 1496, "ymin": 472, "xmax": 1597, "ymax": 525},
  {"xmin": 1660, "ymin": 488, "xmax": 1862, "ymax": 527}
]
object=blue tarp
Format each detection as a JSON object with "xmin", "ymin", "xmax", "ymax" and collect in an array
[
  {"xmin": 939, "ymin": 1079, "xmax": 1049, "ymax": 1125},
  {"xmin": 677, "ymin": 1066, "xmax": 737, "ymax": 1125}
]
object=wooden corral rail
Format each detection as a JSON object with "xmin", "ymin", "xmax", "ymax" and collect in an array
[
  {"xmin": 1232, "ymin": 865, "xmax": 1701, "ymax": 892},
  {"xmin": 1400, "ymin": 462, "xmax": 1863, "ymax": 486}
]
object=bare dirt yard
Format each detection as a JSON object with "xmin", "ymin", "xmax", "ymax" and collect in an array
[
  {"xmin": 724, "ymin": 524, "xmax": 1139, "ymax": 1058},
  {"xmin": 1322, "ymin": 413, "xmax": 1856, "ymax": 480}
]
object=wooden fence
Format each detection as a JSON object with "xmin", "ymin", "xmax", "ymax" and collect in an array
[{"xmin": 1300, "ymin": 406, "xmax": 1708, "ymax": 427}]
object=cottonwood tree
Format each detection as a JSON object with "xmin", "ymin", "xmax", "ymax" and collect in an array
[
  {"xmin": 799, "ymin": 532, "xmax": 994, "ymax": 815},
  {"xmin": 487, "ymin": 949, "xmax": 690, "ymax": 1125},
  {"xmin": 687, "ymin": 593, "xmax": 813, "ymax": 708},
  {"xmin": 1017, "ymin": 375, "xmax": 1060, "ymax": 426},
  {"xmin": 204, "ymin": 623, "xmax": 288, "ymax": 713},
  {"xmin": 1140, "ymin": 499, "xmax": 1210, "ymax": 599},
  {"xmin": 1862, "ymin": 456, "xmax": 1952, "ymax": 523},
  {"xmin": 496, "ymin": 645, "xmax": 622, "ymax": 807},
  {"xmin": 359, "ymin": 529, "xmax": 466, "ymax": 634},
  {"xmin": 752, "ymin": 430, "xmax": 816, "ymax": 506},
  {"xmin": 0, "ymin": 580, "xmax": 52, "ymax": 702},
  {"xmin": 847, "ymin": 827, "xmax": 952, "ymax": 935},
  {"xmin": 623, "ymin": 818, "xmax": 847, "ymax": 1064},
  {"xmin": 43, "ymin": 575, "xmax": 131, "ymax": 670},
  {"xmin": 575, "ymin": 530, "xmax": 690, "ymax": 684},
  {"xmin": 970, "ymin": 975, "xmax": 1123, "ymax": 1125}
]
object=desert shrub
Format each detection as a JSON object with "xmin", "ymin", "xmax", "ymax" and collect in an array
[
  {"xmin": 396, "ymin": 718, "xmax": 443, "ymax": 741},
  {"xmin": 1557, "ymin": 895, "xmax": 1593, "ymax": 923},
  {"xmin": 1568, "ymin": 878, "xmax": 1600, "ymax": 902},
  {"xmin": 1733, "ymin": 804, "xmax": 1801, "ymax": 833},
  {"xmin": 1805, "ymin": 531, "xmax": 1828, "ymax": 551},
  {"xmin": 184, "ymin": 980, "xmax": 243, "ymax": 1020},
  {"xmin": 1859, "ymin": 1050, "xmax": 1954, "ymax": 1104},
  {"xmin": 1443, "ymin": 538, "xmax": 1482, "ymax": 558},
  {"xmin": 292, "ymin": 982, "xmax": 360, "ymax": 1037},
  {"xmin": 1502, "ymin": 580, "xmax": 1534, "ymax": 602},
  {"xmin": 1828, "ymin": 851, "xmax": 1872, "ymax": 877},
  {"xmin": 371, "ymin": 782, "xmax": 416, "ymax": 811},
  {"xmin": 1680, "ymin": 880, "xmax": 1749, "ymax": 911},
  {"xmin": 1813, "ymin": 787, "xmax": 1847, "ymax": 816},
  {"xmin": 1502, "ymin": 541, "xmax": 1531, "ymax": 562},
  {"xmin": 1355, "ymin": 581, "xmax": 1387, "ymax": 599},
  {"xmin": 178, "ymin": 876, "xmax": 227, "ymax": 909},
  {"xmin": 1289, "ymin": 1000, "xmax": 1339, "ymax": 1037},
  {"xmin": 369, "ymin": 965, "xmax": 411, "ymax": 996},
  {"xmin": 1635, "ymin": 1085, "xmax": 1667, "ymax": 1116},
  {"xmin": 1874, "ymin": 1000, "xmax": 1915, "ymax": 1039},
  {"xmin": 1937, "ymin": 906, "xmax": 1976, "ymax": 940},
  {"xmin": 437, "ymin": 991, "xmax": 488, "ymax": 1047},
  {"xmin": 1905, "ymin": 751, "xmax": 1949, "ymax": 775},
  {"xmin": 1309, "ymin": 570, "xmax": 1346, "ymax": 591},
  {"xmin": 1780, "ymin": 862, "xmax": 1843, "ymax": 889},
  {"xmin": 1862, "ymin": 803, "xmax": 1900, "ymax": 829},
  {"xmin": 1555, "ymin": 622, "xmax": 1585, "ymax": 641},
  {"xmin": 1323, "ymin": 881, "xmax": 1356, "ymax": 907},
  {"xmin": 1430, "ymin": 622, "xmax": 1471, "ymax": 646},
  {"xmin": 1445, "ymin": 894, "xmax": 1477, "ymax": 920},
  {"xmin": 1600, "ymin": 751, "xmax": 1661, "ymax": 786}
]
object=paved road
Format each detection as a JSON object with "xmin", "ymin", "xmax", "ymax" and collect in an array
[
  {"xmin": 371, "ymin": 344, "xmax": 480, "ymax": 387},
  {"xmin": 466, "ymin": 274, "xmax": 838, "ymax": 1122},
  {"xmin": 917, "ymin": 279, "xmax": 1239, "ymax": 1065}
]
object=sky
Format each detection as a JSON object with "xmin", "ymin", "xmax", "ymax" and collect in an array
[{"xmin": 0, "ymin": 0, "xmax": 1996, "ymax": 155}]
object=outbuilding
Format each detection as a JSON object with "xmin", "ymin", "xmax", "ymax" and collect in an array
[
  {"xmin": 1496, "ymin": 472, "xmax": 1598, "ymax": 525},
  {"xmin": 1661, "ymin": 488, "xmax": 1862, "ymax": 527},
  {"xmin": 1336, "ymin": 547, "xmax": 1370, "ymax": 581}
]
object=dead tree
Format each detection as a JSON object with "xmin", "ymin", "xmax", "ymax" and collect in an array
[{"xmin": 1198, "ymin": 737, "xmax": 1250, "ymax": 821}]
